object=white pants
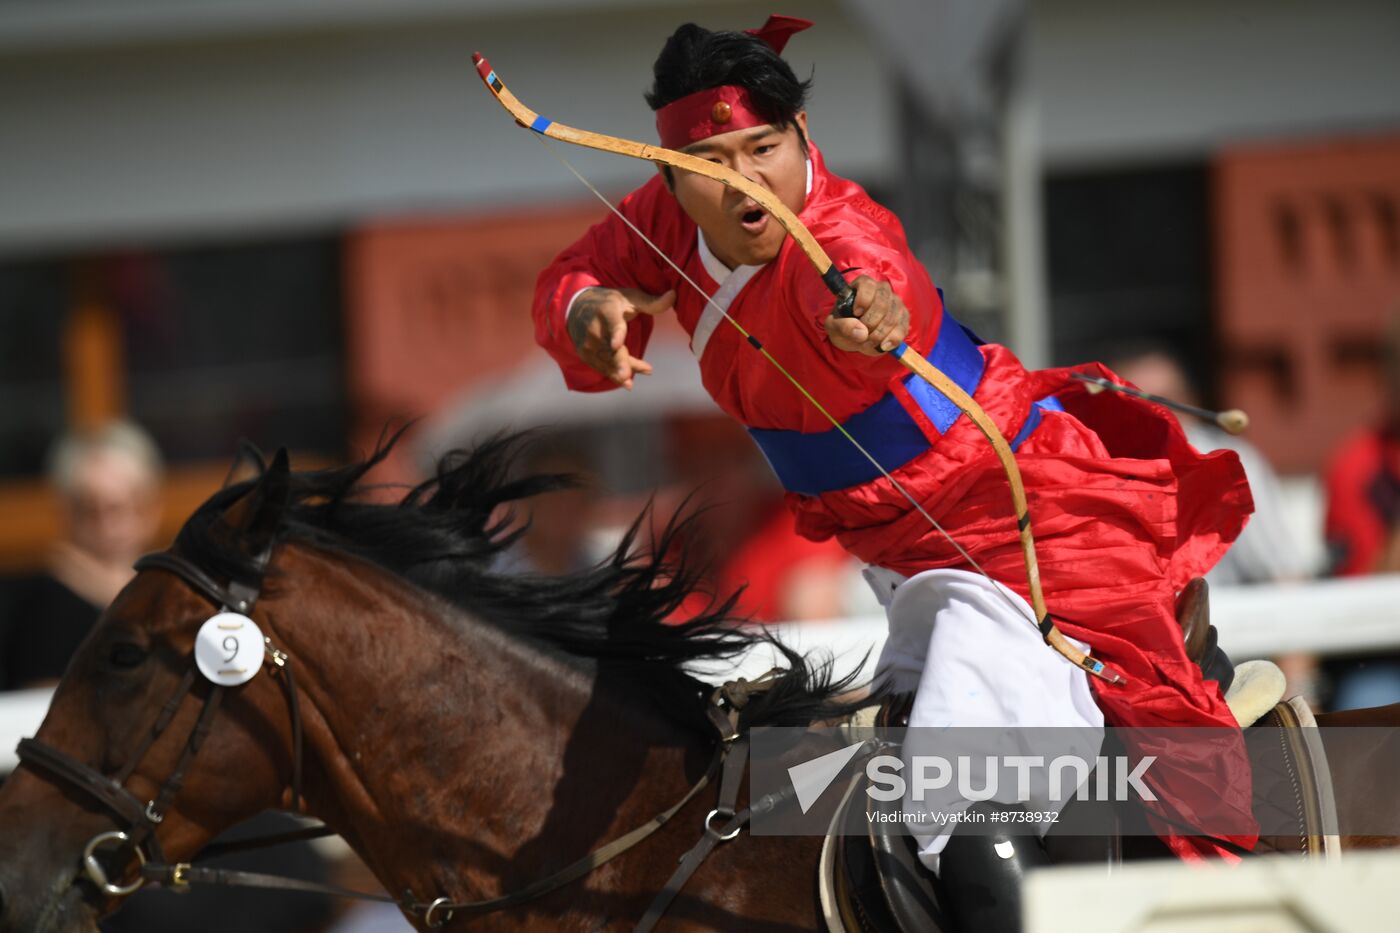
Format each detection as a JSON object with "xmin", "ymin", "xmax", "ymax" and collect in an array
[{"xmin": 866, "ymin": 567, "xmax": 1105, "ymax": 871}]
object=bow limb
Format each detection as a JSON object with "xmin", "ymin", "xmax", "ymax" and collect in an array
[
  {"xmin": 894, "ymin": 350, "xmax": 1123, "ymax": 683},
  {"xmin": 473, "ymin": 54, "xmax": 1124, "ymax": 686},
  {"xmin": 473, "ymin": 54, "xmax": 855, "ymax": 313}
]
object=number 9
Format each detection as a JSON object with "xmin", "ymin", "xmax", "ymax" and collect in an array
[{"xmin": 222, "ymin": 635, "xmax": 240, "ymax": 663}]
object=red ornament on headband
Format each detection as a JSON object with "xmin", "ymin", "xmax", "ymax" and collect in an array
[
  {"xmin": 744, "ymin": 14, "xmax": 813, "ymax": 53},
  {"xmin": 654, "ymin": 15, "xmax": 813, "ymax": 150}
]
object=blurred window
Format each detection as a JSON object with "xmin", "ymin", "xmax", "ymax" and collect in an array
[
  {"xmin": 1046, "ymin": 163, "xmax": 1213, "ymax": 384},
  {"xmin": 116, "ymin": 236, "xmax": 347, "ymax": 462},
  {"xmin": 0, "ymin": 260, "xmax": 67, "ymax": 478}
]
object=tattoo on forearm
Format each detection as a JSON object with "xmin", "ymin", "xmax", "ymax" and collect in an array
[{"xmin": 568, "ymin": 287, "xmax": 612, "ymax": 351}]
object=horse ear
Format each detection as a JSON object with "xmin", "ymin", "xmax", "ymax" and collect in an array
[
  {"xmin": 222, "ymin": 440, "xmax": 268, "ymax": 489},
  {"xmin": 219, "ymin": 447, "xmax": 291, "ymax": 557}
]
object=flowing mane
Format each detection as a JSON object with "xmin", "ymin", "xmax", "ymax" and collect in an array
[{"xmin": 172, "ymin": 433, "xmax": 866, "ymax": 735}]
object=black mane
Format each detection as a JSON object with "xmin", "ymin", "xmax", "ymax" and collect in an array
[{"xmin": 173, "ymin": 433, "xmax": 867, "ymax": 735}]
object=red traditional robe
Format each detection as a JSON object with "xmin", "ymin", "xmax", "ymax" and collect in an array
[{"xmin": 533, "ymin": 143, "xmax": 1258, "ymax": 857}]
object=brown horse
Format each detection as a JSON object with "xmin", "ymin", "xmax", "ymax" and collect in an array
[
  {"xmin": 0, "ymin": 438, "xmax": 860, "ymax": 932},
  {"xmin": 3, "ymin": 438, "xmax": 1400, "ymax": 932}
]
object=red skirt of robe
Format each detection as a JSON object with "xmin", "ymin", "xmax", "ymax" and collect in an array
[{"xmin": 790, "ymin": 350, "xmax": 1259, "ymax": 859}]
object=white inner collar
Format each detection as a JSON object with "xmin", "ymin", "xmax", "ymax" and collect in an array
[{"xmin": 696, "ymin": 158, "xmax": 813, "ymax": 283}]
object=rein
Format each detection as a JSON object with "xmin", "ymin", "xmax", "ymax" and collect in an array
[
  {"xmin": 13, "ymin": 549, "xmax": 309, "ymax": 898},
  {"xmin": 13, "ymin": 547, "xmax": 783, "ymax": 930}
]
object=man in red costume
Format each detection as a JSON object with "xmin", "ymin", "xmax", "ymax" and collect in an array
[{"xmin": 531, "ymin": 16, "xmax": 1256, "ymax": 930}]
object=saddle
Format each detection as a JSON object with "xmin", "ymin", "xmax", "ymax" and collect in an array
[{"xmin": 819, "ymin": 578, "xmax": 1336, "ymax": 933}]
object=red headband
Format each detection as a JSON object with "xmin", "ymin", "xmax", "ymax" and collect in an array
[{"xmin": 654, "ymin": 15, "xmax": 812, "ymax": 150}]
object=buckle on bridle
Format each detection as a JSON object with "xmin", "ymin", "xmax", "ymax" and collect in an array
[
  {"xmin": 422, "ymin": 896, "xmax": 455, "ymax": 928},
  {"xmin": 702, "ymin": 808, "xmax": 742, "ymax": 842},
  {"xmin": 82, "ymin": 830, "xmax": 147, "ymax": 897}
]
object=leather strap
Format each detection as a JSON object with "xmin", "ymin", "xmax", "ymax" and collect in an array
[
  {"xmin": 197, "ymin": 823, "xmax": 338, "ymax": 860},
  {"xmin": 116, "ymin": 670, "xmax": 198, "ymax": 785},
  {"xmin": 280, "ymin": 658, "xmax": 305, "ymax": 812},
  {"xmin": 27, "ymin": 541, "xmax": 779, "ymax": 933},
  {"xmin": 634, "ymin": 736, "xmax": 750, "ymax": 933},
  {"xmin": 406, "ymin": 743, "xmax": 725, "ymax": 927},
  {"xmin": 143, "ymin": 863, "xmax": 400, "ymax": 904},
  {"xmin": 134, "ymin": 552, "xmax": 249, "ymax": 613},
  {"xmin": 15, "ymin": 738, "xmax": 150, "ymax": 828}
]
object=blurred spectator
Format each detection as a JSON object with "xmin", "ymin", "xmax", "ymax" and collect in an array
[
  {"xmin": 1111, "ymin": 347, "xmax": 1321, "ymax": 707},
  {"xmin": 1, "ymin": 420, "xmax": 164, "ymax": 690},
  {"xmin": 1321, "ymin": 314, "xmax": 1400, "ymax": 709},
  {"xmin": 1325, "ymin": 315, "xmax": 1400, "ymax": 577},
  {"xmin": 0, "ymin": 424, "xmax": 338, "ymax": 930},
  {"xmin": 1111, "ymin": 347, "xmax": 1307, "ymax": 586},
  {"xmin": 491, "ymin": 440, "xmax": 602, "ymax": 576}
]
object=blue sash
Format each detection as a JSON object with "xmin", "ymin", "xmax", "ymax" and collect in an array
[{"xmin": 749, "ymin": 317, "xmax": 1057, "ymax": 495}]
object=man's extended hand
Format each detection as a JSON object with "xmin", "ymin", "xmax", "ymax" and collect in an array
[
  {"xmin": 824, "ymin": 275, "xmax": 910, "ymax": 355},
  {"xmin": 567, "ymin": 287, "xmax": 676, "ymax": 389}
]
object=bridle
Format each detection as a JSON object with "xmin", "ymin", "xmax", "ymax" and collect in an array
[
  {"xmin": 10, "ymin": 544, "xmax": 796, "ymax": 930},
  {"xmin": 13, "ymin": 547, "xmax": 306, "ymax": 899}
]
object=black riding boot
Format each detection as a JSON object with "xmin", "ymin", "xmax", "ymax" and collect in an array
[{"xmin": 935, "ymin": 802, "xmax": 1050, "ymax": 933}]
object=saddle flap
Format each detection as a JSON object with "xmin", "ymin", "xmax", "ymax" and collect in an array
[
  {"xmin": 864, "ymin": 793, "xmax": 946, "ymax": 932},
  {"xmin": 1248, "ymin": 697, "xmax": 1339, "ymax": 858}
]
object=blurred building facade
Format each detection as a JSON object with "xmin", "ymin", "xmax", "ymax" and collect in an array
[{"xmin": 1, "ymin": 0, "xmax": 1397, "ymax": 568}]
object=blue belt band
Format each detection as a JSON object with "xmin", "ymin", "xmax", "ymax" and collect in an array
[{"xmin": 749, "ymin": 316, "xmax": 1058, "ymax": 495}]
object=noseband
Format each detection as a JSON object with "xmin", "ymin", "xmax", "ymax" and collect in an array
[{"xmin": 14, "ymin": 548, "xmax": 305, "ymax": 898}]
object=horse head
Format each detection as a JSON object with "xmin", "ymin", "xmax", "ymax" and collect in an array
[
  {"xmin": 0, "ymin": 453, "xmax": 302, "ymax": 933},
  {"xmin": 0, "ymin": 435, "xmax": 859, "ymax": 931}
]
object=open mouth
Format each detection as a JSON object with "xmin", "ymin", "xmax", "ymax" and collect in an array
[{"xmin": 739, "ymin": 208, "xmax": 768, "ymax": 234}]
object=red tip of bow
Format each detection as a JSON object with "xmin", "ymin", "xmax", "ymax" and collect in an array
[{"xmin": 744, "ymin": 14, "xmax": 813, "ymax": 54}]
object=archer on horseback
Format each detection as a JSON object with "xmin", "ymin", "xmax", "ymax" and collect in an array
[{"xmin": 518, "ymin": 14, "xmax": 1258, "ymax": 930}]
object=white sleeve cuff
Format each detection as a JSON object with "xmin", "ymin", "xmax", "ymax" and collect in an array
[{"xmin": 564, "ymin": 286, "xmax": 596, "ymax": 323}]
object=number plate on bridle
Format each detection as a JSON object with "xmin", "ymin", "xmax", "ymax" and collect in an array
[{"xmin": 195, "ymin": 613, "xmax": 265, "ymax": 686}]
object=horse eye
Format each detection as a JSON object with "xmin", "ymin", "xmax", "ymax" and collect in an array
[{"xmin": 108, "ymin": 642, "xmax": 149, "ymax": 670}]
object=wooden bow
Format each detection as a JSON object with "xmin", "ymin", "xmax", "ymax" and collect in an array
[{"xmin": 472, "ymin": 54, "xmax": 1124, "ymax": 686}]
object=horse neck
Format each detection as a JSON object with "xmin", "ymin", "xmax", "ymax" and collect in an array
[{"xmin": 268, "ymin": 544, "xmax": 712, "ymax": 907}]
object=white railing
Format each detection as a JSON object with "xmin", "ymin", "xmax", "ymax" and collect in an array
[
  {"xmin": 695, "ymin": 575, "xmax": 1400, "ymax": 684},
  {"xmin": 0, "ymin": 688, "xmax": 55, "ymax": 773}
]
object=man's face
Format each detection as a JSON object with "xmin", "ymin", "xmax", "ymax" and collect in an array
[
  {"xmin": 1111, "ymin": 353, "xmax": 1197, "ymax": 427},
  {"xmin": 62, "ymin": 448, "xmax": 162, "ymax": 565},
  {"xmin": 667, "ymin": 112, "xmax": 809, "ymax": 270}
]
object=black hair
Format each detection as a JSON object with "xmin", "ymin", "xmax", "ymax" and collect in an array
[
  {"xmin": 646, "ymin": 22, "xmax": 813, "ymax": 184},
  {"xmin": 646, "ymin": 23, "xmax": 811, "ymax": 122}
]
